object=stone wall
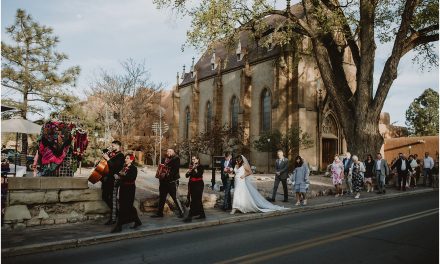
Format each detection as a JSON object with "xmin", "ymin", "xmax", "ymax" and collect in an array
[{"xmin": 3, "ymin": 177, "xmax": 109, "ymax": 230}]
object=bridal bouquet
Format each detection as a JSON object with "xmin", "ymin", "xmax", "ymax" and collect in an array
[{"xmin": 224, "ymin": 167, "xmax": 234, "ymax": 177}]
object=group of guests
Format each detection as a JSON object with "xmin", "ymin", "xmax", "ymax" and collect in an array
[{"xmin": 330, "ymin": 151, "xmax": 436, "ymax": 199}]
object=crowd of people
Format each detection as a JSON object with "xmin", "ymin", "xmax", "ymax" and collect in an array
[
  {"xmin": 98, "ymin": 142, "xmax": 437, "ymax": 233},
  {"xmin": 330, "ymin": 151, "xmax": 437, "ymax": 199}
]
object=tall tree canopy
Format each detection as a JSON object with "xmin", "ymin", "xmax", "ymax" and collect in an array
[
  {"xmin": 2, "ymin": 9, "xmax": 80, "ymax": 154},
  {"xmin": 155, "ymin": 0, "xmax": 438, "ymax": 157},
  {"xmin": 1, "ymin": 9, "xmax": 80, "ymax": 119},
  {"xmin": 405, "ymin": 88, "xmax": 439, "ymax": 136}
]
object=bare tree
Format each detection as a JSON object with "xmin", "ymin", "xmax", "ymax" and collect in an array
[{"xmin": 89, "ymin": 58, "xmax": 163, "ymax": 142}]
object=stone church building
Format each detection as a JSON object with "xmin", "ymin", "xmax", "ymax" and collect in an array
[{"xmin": 172, "ymin": 5, "xmax": 357, "ymax": 171}]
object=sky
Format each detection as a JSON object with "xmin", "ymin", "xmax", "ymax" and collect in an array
[{"xmin": 1, "ymin": 0, "xmax": 439, "ymax": 126}]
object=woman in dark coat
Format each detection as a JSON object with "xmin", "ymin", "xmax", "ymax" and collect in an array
[
  {"xmin": 183, "ymin": 156, "xmax": 205, "ymax": 222},
  {"xmin": 111, "ymin": 154, "xmax": 142, "ymax": 233}
]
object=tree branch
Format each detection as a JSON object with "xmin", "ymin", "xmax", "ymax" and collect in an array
[
  {"xmin": 372, "ymin": 0, "xmax": 420, "ymax": 114},
  {"xmin": 321, "ymin": 0, "xmax": 360, "ymax": 67}
]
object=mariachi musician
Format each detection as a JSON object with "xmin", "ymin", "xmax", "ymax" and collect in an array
[
  {"xmin": 111, "ymin": 153, "xmax": 142, "ymax": 233},
  {"xmin": 183, "ymin": 155, "xmax": 205, "ymax": 223},
  {"xmin": 151, "ymin": 149, "xmax": 184, "ymax": 218},
  {"xmin": 101, "ymin": 140, "xmax": 125, "ymax": 225}
]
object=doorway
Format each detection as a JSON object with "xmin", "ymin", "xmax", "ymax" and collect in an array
[{"xmin": 322, "ymin": 138, "xmax": 338, "ymax": 169}]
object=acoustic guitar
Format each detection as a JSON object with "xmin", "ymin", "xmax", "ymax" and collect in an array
[{"xmin": 88, "ymin": 159, "xmax": 109, "ymax": 184}]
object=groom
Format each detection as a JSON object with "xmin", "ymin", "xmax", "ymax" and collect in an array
[
  {"xmin": 268, "ymin": 150, "xmax": 289, "ymax": 202},
  {"xmin": 220, "ymin": 152, "xmax": 235, "ymax": 211}
]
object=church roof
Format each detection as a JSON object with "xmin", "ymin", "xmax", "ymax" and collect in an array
[{"xmin": 178, "ymin": 4, "xmax": 305, "ymax": 88}]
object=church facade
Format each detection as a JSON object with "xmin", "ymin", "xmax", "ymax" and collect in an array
[{"xmin": 172, "ymin": 6, "xmax": 356, "ymax": 172}]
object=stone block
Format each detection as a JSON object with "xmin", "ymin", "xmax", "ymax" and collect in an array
[
  {"xmin": 26, "ymin": 218, "xmax": 41, "ymax": 227},
  {"xmin": 4, "ymin": 205, "xmax": 31, "ymax": 221},
  {"xmin": 142, "ymin": 197, "xmax": 158, "ymax": 207},
  {"xmin": 67, "ymin": 218, "xmax": 78, "ymax": 223},
  {"xmin": 40, "ymin": 177, "xmax": 88, "ymax": 190},
  {"xmin": 55, "ymin": 218, "xmax": 68, "ymax": 224},
  {"xmin": 83, "ymin": 201, "xmax": 110, "ymax": 214},
  {"xmin": 9, "ymin": 190, "xmax": 59, "ymax": 205},
  {"xmin": 14, "ymin": 223, "xmax": 26, "ymax": 230},
  {"xmin": 37, "ymin": 209, "xmax": 49, "ymax": 219},
  {"xmin": 87, "ymin": 215, "xmax": 105, "ymax": 220},
  {"xmin": 8, "ymin": 178, "xmax": 41, "ymax": 190},
  {"xmin": 59, "ymin": 189, "xmax": 101, "ymax": 202},
  {"xmin": 41, "ymin": 219, "xmax": 55, "ymax": 225}
]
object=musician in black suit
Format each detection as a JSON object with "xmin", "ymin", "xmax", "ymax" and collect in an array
[
  {"xmin": 220, "ymin": 152, "xmax": 235, "ymax": 211},
  {"xmin": 391, "ymin": 153, "xmax": 411, "ymax": 191},
  {"xmin": 111, "ymin": 154, "xmax": 142, "ymax": 233},
  {"xmin": 183, "ymin": 156, "xmax": 205, "ymax": 222},
  {"xmin": 151, "ymin": 149, "xmax": 184, "ymax": 218},
  {"xmin": 101, "ymin": 140, "xmax": 125, "ymax": 225}
]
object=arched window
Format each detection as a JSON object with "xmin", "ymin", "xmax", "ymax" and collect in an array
[
  {"xmin": 261, "ymin": 89, "xmax": 271, "ymax": 132},
  {"xmin": 206, "ymin": 101, "xmax": 212, "ymax": 131},
  {"xmin": 231, "ymin": 96, "xmax": 239, "ymax": 131},
  {"xmin": 185, "ymin": 106, "xmax": 190, "ymax": 139}
]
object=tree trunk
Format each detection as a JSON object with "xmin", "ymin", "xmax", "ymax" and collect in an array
[
  {"xmin": 343, "ymin": 112, "xmax": 383, "ymax": 159},
  {"xmin": 21, "ymin": 92, "xmax": 29, "ymax": 156}
]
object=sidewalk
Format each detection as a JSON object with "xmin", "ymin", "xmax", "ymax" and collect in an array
[{"xmin": 2, "ymin": 186, "xmax": 437, "ymax": 257}]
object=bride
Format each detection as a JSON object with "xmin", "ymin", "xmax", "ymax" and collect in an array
[{"xmin": 231, "ymin": 155, "xmax": 286, "ymax": 214}]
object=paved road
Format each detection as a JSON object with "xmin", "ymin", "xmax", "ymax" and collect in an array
[{"xmin": 4, "ymin": 192, "xmax": 438, "ymax": 264}]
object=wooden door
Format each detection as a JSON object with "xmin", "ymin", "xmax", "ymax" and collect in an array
[{"xmin": 322, "ymin": 139, "xmax": 338, "ymax": 169}]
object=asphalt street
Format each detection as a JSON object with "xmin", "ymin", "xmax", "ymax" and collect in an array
[{"xmin": 4, "ymin": 191, "xmax": 438, "ymax": 264}]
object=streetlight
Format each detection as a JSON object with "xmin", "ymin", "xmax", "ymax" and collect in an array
[
  {"xmin": 267, "ymin": 138, "xmax": 271, "ymax": 173},
  {"xmin": 408, "ymin": 145, "xmax": 412, "ymax": 155}
]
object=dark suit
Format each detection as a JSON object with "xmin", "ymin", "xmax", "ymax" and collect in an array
[
  {"xmin": 391, "ymin": 158, "xmax": 411, "ymax": 190},
  {"xmin": 271, "ymin": 157, "xmax": 289, "ymax": 201},
  {"xmin": 157, "ymin": 155, "xmax": 183, "ymax": 217},
  {"xmin": 185, "ymin": 164, "xmax": 205, "ymax": 217},
  {"xmin": 101, "ymin": 151, "xmax": 124, "ymax": 221},
  {"xmin": 220, "ymin": 158, "xmax": 235, "ymax": 210}
]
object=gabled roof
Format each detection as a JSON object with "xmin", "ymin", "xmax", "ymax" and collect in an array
[{"xmin": 179, "ymin": 4, "xmax": 305, "ymax": 88}]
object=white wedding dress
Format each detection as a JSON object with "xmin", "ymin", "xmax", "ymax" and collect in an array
[{"xmin": 232, "ymin": 165, "xmax": 286, "ymax": 213}]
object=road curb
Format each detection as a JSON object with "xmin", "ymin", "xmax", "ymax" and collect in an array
[{"xmin": 2, "ymin": 188, "xmax": 436, "ymax": 258}]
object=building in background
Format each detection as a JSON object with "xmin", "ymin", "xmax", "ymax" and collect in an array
[{"xmin": 172, "ymin": 4, "xmax": 357, "ymax": 171}]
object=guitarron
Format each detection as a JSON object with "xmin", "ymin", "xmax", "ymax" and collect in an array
[{"xmin": 88, "ymin": 159, "xmax": 109, "ymax": 184}]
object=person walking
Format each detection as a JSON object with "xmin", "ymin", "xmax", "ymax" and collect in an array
[
  {"xmin": 151, "ymin": 149, "xmax": 184, "ymax": 218},
  {"xmin": 220, "ymin": 152, "xmax": 235, "ymax": 211},
  {"xmin": 230, "ymin": 155, "xmax": 286, "ymax": 214},
  {"xmin": 414, "ymin": 154, "xmax": 421, "ymax": 185},
  {"xmin": 391, "ymin": 153, "xmax": 411, "ymax": 191},
  {"xmin": 111, "ymin": 154, "xmax": 142, "ymax": 233},
  {"xmin": 268, "ymin": 150, "xmax": 289, "ymax": 202},
  {"xmin": 183, "ymin": 156, "xmax": 205, "ymax": 223},
  {"xmin": 408, "ymin": 155, "xmax": 418, "ymax": 188},
  {"xmin": 101, "ymin": 141, "xmax": 125, "ymax": 225},
  {"xmin": 349, "ymin": 155, "xmax": 365, "ymax": 199},
  {"xmin": 364, "ymin": 154, "xmax": 374, "ymax": 192},
  {"xmin": 290, "ymin": 156, "xmax": 310, "ymax": 206},
  {"xmin": 375, "ymin": 153, "xmax": 389, "ymax": 194},
  {"xmin": 331, "ymin": 155, "xmax": 344, "ymax": 197},
  {"xmin": 343, "ymin": 152, "xmax": 353, "ymax": 194},
  {"xmin": 423, "ymin": 152, "xmax": 435, "ymax": 187}
]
